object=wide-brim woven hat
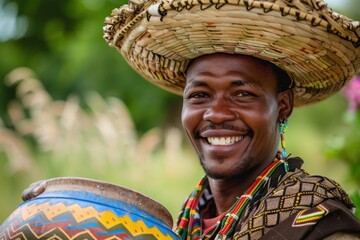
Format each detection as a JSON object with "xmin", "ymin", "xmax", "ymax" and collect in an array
[{"xmin": 104, "ymin": 0, "xmax": 360, "ymax": 106}]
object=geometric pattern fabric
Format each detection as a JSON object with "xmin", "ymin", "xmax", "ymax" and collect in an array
[{"xmin": 233, "ymin": 169, "xmax": 354, "ymax": 240}]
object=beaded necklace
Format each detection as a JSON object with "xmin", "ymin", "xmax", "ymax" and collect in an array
[{"xmin": 176, "ymin": 157, "xmax": 288, "ymax": 240}]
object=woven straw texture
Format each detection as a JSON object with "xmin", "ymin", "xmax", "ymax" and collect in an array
[{"xmin": 104, "ymin": 0, "xmax": 360, "ymax": 106}]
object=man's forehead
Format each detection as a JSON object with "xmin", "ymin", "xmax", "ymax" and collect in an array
[
  {"xmin": 186, "ymin": 54, "xmax": 274, "ymax": 78},
  {"xmin": 186, "ymin": 54, "xmax": 275, "ymax": 80}
]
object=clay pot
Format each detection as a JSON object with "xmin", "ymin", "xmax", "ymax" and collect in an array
[{"xmin": 0, "ymin": 177, "xmax": 180, "ymax": 239}]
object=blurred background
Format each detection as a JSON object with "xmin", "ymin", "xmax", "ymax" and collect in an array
[{"xmin": 0, "ymin": 0, "xmax": 359, "ymax": 222}]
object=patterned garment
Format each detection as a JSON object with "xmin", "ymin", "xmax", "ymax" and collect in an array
[{"xmin": 175, "ymin": 157, "xmax": 360, "ymax": 240}]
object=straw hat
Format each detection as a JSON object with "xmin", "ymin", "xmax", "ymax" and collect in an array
[{"xmin": 104, "ymin": 0, "xmax": 360, "ymax": 106}]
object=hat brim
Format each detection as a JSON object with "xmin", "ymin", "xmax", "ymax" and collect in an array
[{"xmin": 104, "ymin": 0, "xmax": 360, "ymax": 106}]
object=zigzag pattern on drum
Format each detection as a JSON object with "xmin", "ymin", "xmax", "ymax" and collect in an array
[{"xmin": 0, "ymin": 199, "xmax": 174, "ymax": 240}]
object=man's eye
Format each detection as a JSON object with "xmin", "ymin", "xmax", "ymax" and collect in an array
[
  {"xmin": 236, "ymin": 91, "xmax": 252, "ymax": 97},
  {"xmin": 189, "ymin": 92, "xmax": 208, "ymax": 98}
]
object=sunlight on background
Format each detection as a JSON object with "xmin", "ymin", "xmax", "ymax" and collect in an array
[{"xmin": 0, "ymin": 0, "xmax": 27, "ymax": 41}]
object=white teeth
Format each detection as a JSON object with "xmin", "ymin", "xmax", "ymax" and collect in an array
[{"xmin": 207, "ymin": 136, "xmax": 244, "ymax": 145}]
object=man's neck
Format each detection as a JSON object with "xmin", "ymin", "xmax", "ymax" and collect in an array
[{"xmin": 207, "ymin": 158, "xmax": 274, "ymax": 216}]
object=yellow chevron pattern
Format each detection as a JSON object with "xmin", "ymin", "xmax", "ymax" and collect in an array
[
  {"xmin": 293, "ymin": 205, "xmax": 328, "ymax": 226},
  {"xmin": 13, "ymin": 202, "xmax": 175, "ymax": 239}
]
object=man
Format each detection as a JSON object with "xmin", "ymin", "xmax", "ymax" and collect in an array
[
  {"xmin": 24, "ymin": 0, "xmax": 360, "ymax": 239},
  {"xmin": 176, "ymin": 53, "xmax": 359, "ymax": 239}
]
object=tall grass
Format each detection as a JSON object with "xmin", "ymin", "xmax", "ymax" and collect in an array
[{"xmin": 0, "ymin": 67, "xmax": 203, "ymax": 222}]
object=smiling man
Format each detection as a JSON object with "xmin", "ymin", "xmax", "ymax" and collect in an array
[
  {"xmin": 102, "ymin": 0, "xmax": 360, "ymax": 238},
  {"xmin": 182, "ymin": 54, "xmax": 292, "ymax": 182},
  {"xmin": 22, "ymin": 0, "xmax": 360, "ymax": 239},
  {"xmin": 176, "ymin": 54, "xmax": 359, "ymax": 239}
]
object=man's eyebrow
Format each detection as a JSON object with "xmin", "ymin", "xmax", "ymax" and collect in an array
[
  {"xmin": 184, "ymin": 80, "xmax": 208, "ymax": 93},
  {"xmin": 232, "ymin": 80, "xmax": 247, "ymax": 86},
  {"xmin": 184, "ymin": 79, "xmax": 255, "ymax": 93},
  {"xmin": 231, "ymin": 79, "xmax": 256, "ymax": 87}
]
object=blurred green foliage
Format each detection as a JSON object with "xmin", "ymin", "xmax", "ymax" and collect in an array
[
  {"xmin": 0, "ymin": 0, "xmax": 182, "ymax": 135},
  {"xmin": 325, "ymin": 91, "xmax": 360, "ymax": 218},
  {"xmin": 326, "ymin": 113, "xmax": 360, "ymax": 187},
  {"xmin": 0, "ymin": 0, "xmax": 359, "ymax": 224}
]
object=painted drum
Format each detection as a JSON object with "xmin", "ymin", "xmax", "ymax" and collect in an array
[{"xmin": 0, "ymin": 177, "xmax": 180, "ymax": 239}]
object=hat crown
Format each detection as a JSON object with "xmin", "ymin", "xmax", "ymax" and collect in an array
[{"xmin": 104, "ymin": 0, "xmax": 360, "ymax": 48}]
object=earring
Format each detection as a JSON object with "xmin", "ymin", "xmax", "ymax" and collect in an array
[{"xmin": 279, "ymin": 120, "xmax": 289, "ymax": 171}]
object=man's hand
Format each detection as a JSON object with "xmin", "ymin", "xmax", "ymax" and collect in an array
[{"xmin": 21, "ymin": 180, "xmax": 47, "ymax": 201}]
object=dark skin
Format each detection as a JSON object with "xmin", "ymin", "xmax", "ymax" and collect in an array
[
  {"xmin": 182, "ymin": 53, "xmax": 293, "ymax": 215},
  {"xmin": 22, "ymin": 53, "xmax": 294, "ymax": 218}
]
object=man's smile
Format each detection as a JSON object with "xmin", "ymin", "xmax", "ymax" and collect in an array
[
  {"xmin": 206, "ymin": 136, "xmax": 244, "ymax": 146},
  {"xmin": 198, "ymin": 129, "xmax": 252, "ymax": 150}
]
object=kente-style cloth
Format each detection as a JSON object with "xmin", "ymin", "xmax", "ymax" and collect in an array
[{"xmin": 175, "ymin": 158, "xmax": 360, "ymax": 239}]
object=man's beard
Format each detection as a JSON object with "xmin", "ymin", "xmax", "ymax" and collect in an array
[{"xmin": 199, "ymin": 154, "xmax": 254, "ymax": 180}]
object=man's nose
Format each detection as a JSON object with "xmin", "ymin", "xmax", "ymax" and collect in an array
[{"xmin": 203, "ymin": 100, "xmax": 237, "ymax": 123}]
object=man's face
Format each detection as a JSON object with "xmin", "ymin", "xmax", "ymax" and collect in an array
[{"xmin": 181, "ymin": 53, "xmax": 292, "ymax": 180}]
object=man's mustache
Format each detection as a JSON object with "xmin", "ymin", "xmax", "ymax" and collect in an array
[{"xmin": 195, "ymin": 123, "xmax": 252, "ymax": 139}]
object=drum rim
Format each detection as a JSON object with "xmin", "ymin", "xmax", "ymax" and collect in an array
[{"xmin": 44, "ymin": 177, "xmax": 174, "ymax": 228}]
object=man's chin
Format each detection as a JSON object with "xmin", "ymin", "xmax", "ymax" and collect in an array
[
  {"xmin": 205, "ymin": 169, "xmax": 248, "ymax": 180},
  {"xmin": 200, "ymin": 156, "xmax": 253, "ymax": 180}
]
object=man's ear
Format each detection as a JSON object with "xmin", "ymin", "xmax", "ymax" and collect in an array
[{"xmin": 278, "ymin": 89, "xmax": 294, "ymax": 121}]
